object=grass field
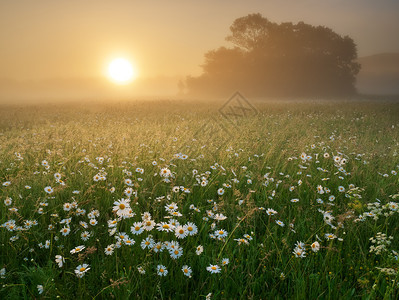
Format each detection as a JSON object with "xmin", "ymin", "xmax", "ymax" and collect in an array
[{"xmin": 1, "ymin": 98, "xmax": 399, "ymax": 299}]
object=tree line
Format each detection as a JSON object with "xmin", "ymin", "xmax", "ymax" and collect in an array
[{"xmin": 184, "ymin": 13, "xmax": 361, "ymax": 98}]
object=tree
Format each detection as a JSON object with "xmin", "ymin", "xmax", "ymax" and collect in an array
[{"xmin": 186, "ymin": 14, "xmax": 361, "ymax": 97}]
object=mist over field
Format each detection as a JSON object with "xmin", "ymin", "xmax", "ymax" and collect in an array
[{"xmin": 1, "ymin": 1, "xmax": 399, "ymax": 299}]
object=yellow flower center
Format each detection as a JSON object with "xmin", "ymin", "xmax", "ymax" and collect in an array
[
  {"xmin": 160, "ymin": 268, "xmax": 164, "ymax": 273},
  {"xmin": 184, "ymin": 269, "xmax": 188, "ymax": 273},
  {"xmin": 163, "ymin": 224, "xmax": 169, "ymax": 229},
  {"xmin": 179, "ymin": 229, "xmax": 184, "ymax": 234},
  {"xmin": 211, "ymin": 266, "xmax": 216, "ymax": 270},
  {"xmin": 79, "ymin": 267, "xmax": 86, "ymax": 272},
  {"xmin": 187, "ymin": 226, "xmax": 193, "ymax": 231},
  {"xmin": 219, "ymin": 231, "xmax": 224, "ymax": 235},
  {"xmin": 135, "ymin": 226, "xmax": 140, "ymax": 231},
  {"xmin": 119, "ymin": 204, "xmax": 126, "ymax": 209}
]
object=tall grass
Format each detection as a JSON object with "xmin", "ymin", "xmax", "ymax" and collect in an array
[{"xmin": 1, "ymin": 98, "xmax": 399, "ymax": 299}]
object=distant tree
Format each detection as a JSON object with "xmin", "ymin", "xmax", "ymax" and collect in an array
[{"xmin": 186, "ymin": 13, "xmax": 361, "ymax": 97}]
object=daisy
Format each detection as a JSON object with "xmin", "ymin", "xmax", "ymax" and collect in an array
[
  {"xmin": 184, "ymin": 222, "xmax": 198, "ymax": 236},
  {"xmin": 79, "ymin": 221, "xmax": 88, "ymax": 229},
  {"xmin": 157, "ymin": 222, "xmax": 175, "ymax": 232},
  {"xmin": 104, "ymin": 244, "xmax": 115, "ymax": 255},
  {"xmin": 113, "ymin": 199, "xmax": 131, "ymax": 217},
  {"xmin": 221, "ymin": 258, "xmax": 230, "ymax": 266},
  {"xmin": 206, "ymin": 264, "xmax": 221, "ymax": 274},
  {"xmin": 131, "ymin": 222, "xmax": 144, "ymax": 235},
  {"xmin": 152, "ymin": 242, "xmax": 165, "ymax": 253},
  {"xmin": 124, "ymin": 238, "xmax": 135, "ymax": 246},
  {"xmin": 182, "ymin": 265, "xmax": 192, "ymax": 277},
  {"xmin": 317, "ymin": 185, "xmax": 324, "ymax": 194},
  {"xmin": 388, "ymin": 202, "xmax": 398, "ymax": 211},
  {"xmin": 214, "ymin": 229, "xmax": 228, "ymax": 239},
  {"xmin": 325, "ymin": 233, "xmax": 337, "ymax": 240},
  {"xmin": 55, "ymin": 255, "xmax": 65, "ymax": 268},
  {"xmin": 333, "ymin": 156, "xmax": 341, "ymax": 164},
  {"xmin": 157, "ymin": 265, "xmax": 168, "ymax": 276},
  {"xmin": 141, "ymin": 236, "xmax": 155, "ymax": 249},
  {"xmin": 160, "ymin": 168, "xmax": 171, "ymax": 178},
  {"xmin": 108, "ymin": 219, "xmax": 118, "ymax": 228},
  {"xmin": 124, "ymin": 178, "xmax": 133, "ymax": 186},
  {"xmin": 81, "ymin": 231, "xmax": 91, "ymax": 241},
  {"xmin": 124, "ymin": 187, "xmax": 134, "ymax": 198},
  {"xmin": 295, "ymin": 241, "xmax": 305, "ymax": 249},
  {"xmin": 169, "ymin": 246, "xmax": 183, "ymax": 259},
  {"xmin": 37, "ymin": 285, "xmax": 44, "ymax": 295},
  {"xmin": 60, "ymin": 226, "xmax": 70, "ymax": 236},
  {"xmin": 89, "ymin": 218, "xmax": 98, "ymax": 226},
  {"xmin": 24, "ymin": 220, "xmax": 34, "ymax": 229},
  {"xmin": 116, "ymin": 232, "xmax": 129, "ymax": 242},
  {"xmin": 70, "ymin": 245, "xmax": 85, "ymax": 254},
  {"xmin": 275, "ymin": 220, "xmax": 285, "ymax": 227},
  {"xmin": 142, "ymin": 212, "xmax": 152, "ymax": 221},
  {"xmin": 143, "ymin": 219, "xmax": 155, "ymax": 231},
  {"xmin": 169, "ymin": 211, "xmax": 183, "ymax": 217},
  {"xmin": 338, "ymin": 186, "xmax": 345, "ymax": 192},
  {"xmin": 44, "ymin": 186, "xmax": 53, "ymax": 194},
  {"xmin": 293, "ymin": 247, "xmax": 306, "ymax": 258},
  {"xmin": 311, "ymin": 241, "xmax": 320, "ymax": 252},
  {"xmin": 213, "ymin": 214, "xmax": 227, "ymax": 221},
  {"xmin": 175, "ymin": 225, "xmax": 188, "ymax": 239},
  {"xmin": 166, "ymin": 240, "xmax": 180, "ymax": 251},
  {"xmin": 195, "ymin": 245, "xmax": 204, "ymax": 255},
  {"xmin": 4, "ymin": 197, "xmax": 12, "ymax": 206},
  {"xmin": 75, "ymin": 264, "xmax": 90, "ymax": 278},
  {"xmin": 234, "ymin": 238, "xmax": 249, "ymax": 245},
  {"xmin": 165, "ymin": 202, "xmax": 178, "ymax": 212},
  {"xmin": 138, "ymin": 266, "xmax": 146, "ymax": 274},
  {"xmin": 266, "ymin": 208, "xmax": 277, "ymax": 216},
  {"xmin": 217, "ymin": 188, "xmax": 225, "ymax": 196},
  {"xmin": 243, "ymin": 234, "xmax": 253, "ymax": 241}
]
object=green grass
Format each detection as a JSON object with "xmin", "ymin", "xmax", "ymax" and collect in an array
[{"xmin": 1, "ymin": 98, "xmax": 399, "ymax": 299}]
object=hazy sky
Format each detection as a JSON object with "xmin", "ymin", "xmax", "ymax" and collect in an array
[{"xmin": 0, "ymin": 0, "xmax": 398, "ymax": 99}]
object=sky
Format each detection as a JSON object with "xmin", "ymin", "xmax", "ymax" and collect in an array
[{"xmin": 0, "ymin": 0, "xmax": 398, "ymax": 100}]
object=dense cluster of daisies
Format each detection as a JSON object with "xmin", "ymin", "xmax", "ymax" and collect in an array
[{"xmin": 1, "ymin": 139, "xmax": 399, "ymax": 296}]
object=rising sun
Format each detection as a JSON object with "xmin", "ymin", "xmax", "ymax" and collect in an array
[{"xmin": 108, "ymin": 58, "xmax": 137, "ymax": 84}]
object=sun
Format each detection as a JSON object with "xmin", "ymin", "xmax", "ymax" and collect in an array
[{"xmin": 108, "ymin": 58, "xmax": 137, "ymax": 84}]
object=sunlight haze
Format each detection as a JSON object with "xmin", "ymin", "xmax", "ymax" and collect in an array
[{"xmin": 0, "ymin": 0, "xmax": 398, "ymax": 101}]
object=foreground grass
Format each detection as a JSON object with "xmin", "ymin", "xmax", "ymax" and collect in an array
[{"xmin": 1, "ymin": 98, "xmax": 399, "ymax": 299}]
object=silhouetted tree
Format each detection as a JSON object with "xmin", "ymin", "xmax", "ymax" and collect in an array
[{"xmin": 186, "ymin": 13, "xmax": 361, "ymax": 97}]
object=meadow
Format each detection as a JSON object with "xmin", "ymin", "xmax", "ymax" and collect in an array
[{"xmin": 1, "ymin": 98, "xmax": 399, "ymax": 299}]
